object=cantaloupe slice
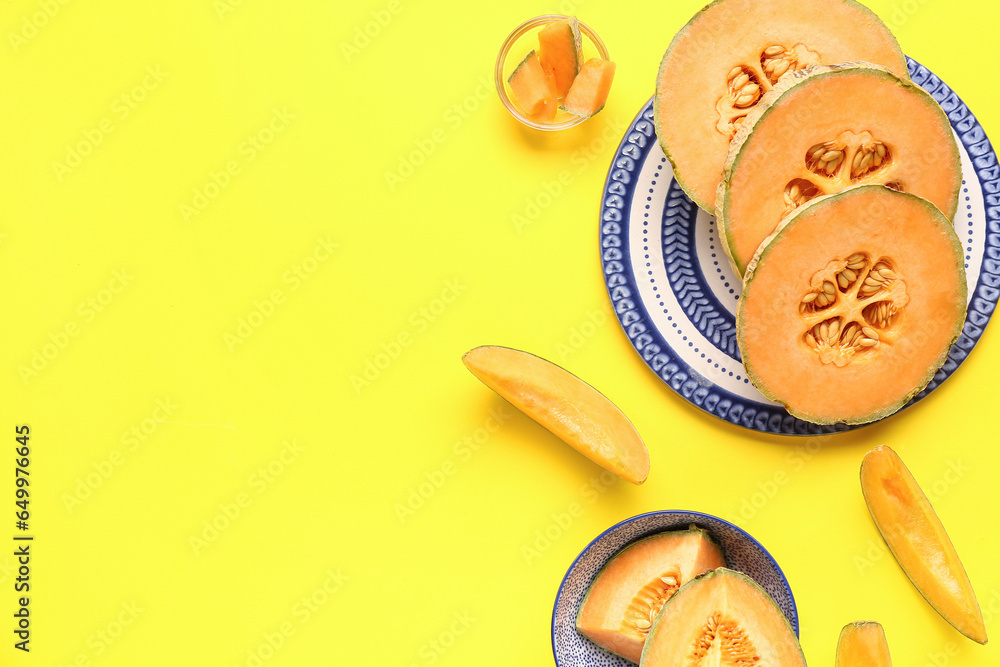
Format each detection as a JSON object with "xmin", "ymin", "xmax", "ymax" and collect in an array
[
  {"xmin": 718, "ymin": 62, "xmax": 961, "ymax": 275},
  {"xmin": 561, "ymin": 58, "xmax": 615, "ymax": 118},
  {"xmin": 508, "ymin": 50, "xmax": 557, "ymax": 116},
  {"xmin": 640, "ymin": 568, "xmax": 806, "ymax": 666},
  {"xmin": 861, "ymin": 446, "xmax": 987, "ymax": 644},
  {"xmin": 738, "ymin": 185, "xmax": 966, "ymax": 425},
  {"xmin": 462, "ymin": 346, "xmax": 649, "ymax": 484},
  {"xmin": 655, "ymin": 0, "xmax": 908, "ymax": 211},
  {"xmin": 836, "ymin": 621, "xmax": 892, "ymax": 666},
  {"xmin": 576, "ymin": 527, "xmax": 726, "ymax": 662},
  {"xmin": 538, "ymin": 17, "xmax": 582, "ymax": 98}
]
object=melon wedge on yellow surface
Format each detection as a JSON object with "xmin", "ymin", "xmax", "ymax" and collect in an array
[
  {"xmin": 835, "ymin": 621, "xmax": 892, "ymax": 666},
  {"xmin": 861, "ymin": 445, "xmax": 987, "ymax": 644},
  {"xmin": 462, "ymin": 345, "xmax": 649, "ymax": 484}
]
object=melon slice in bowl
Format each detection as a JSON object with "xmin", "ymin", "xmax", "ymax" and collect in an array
[
  {"xmin": 737, "ymin": 185, "xmax": 966, "ymax": 425},
  {"xmin": 640, "ymin": 568, "xmax": 806, "ymax": 666},
  {"xmin": 575, "ymin": 526, "xmax": 726, "ymax": 663},
  {"xmin": 654, "ymin": 0, "xmax": 908, "ymax": 212},
  {"xmin": 717, "ymin": 62, "xmax": 961, "ymax": 276}
]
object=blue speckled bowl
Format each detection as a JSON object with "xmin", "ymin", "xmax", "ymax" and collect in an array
[{"xmin": 551, "ymin": 511, "xmax": 797, "ymax": 666}]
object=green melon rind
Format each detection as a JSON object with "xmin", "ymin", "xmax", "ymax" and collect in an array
[
  {"xmin": 654, "ymin": 0, "xmax": 908, "ymax": 213},
  {"xmin": 575, "ymin": 526, "xmax": 722, "ymax": 659},
  {"xmin": 716, "ymin": 61, "xmax": 961, "ymax": 277},
  {"xmin": 737, "ymin": 184, "xmax": 968, "ymax": 426},
  {"xmin": 638, "ymin": 567, "xmax": 805, "ymax": 666},
  {"xmin": 507, "ymin": 49, "xmax": 537, "ymax": 85}
]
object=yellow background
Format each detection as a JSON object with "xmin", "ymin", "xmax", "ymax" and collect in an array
[{"xmin": 1, "ymin": 0, "xmax": 998, "ymax": 664}]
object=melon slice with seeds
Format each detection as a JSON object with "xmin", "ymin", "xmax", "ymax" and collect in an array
[
  {"xmin": 576, "ymin": 527, "xmax": 726, "ymax": 662},
  {"xmin": 717, "ymin": 62, "xmax": 961, "ymax": 276},
  {"xmin": 737, "ymin": 185, "xmax": 966, "ymax": 425},
  {"xmin": 639, "ymin": 568, "xmax": 805, "ymax": 666},
  {"xmin": 654, "ymin": 0, "xmax": 908, "ymax": 212}
]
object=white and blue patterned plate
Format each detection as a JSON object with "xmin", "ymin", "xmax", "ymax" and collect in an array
[
  {"xmin": 551, "ymin": 511, "xmax": 797, "ymax": 666},
  {"xmin": 600, "ymin": 58, "xmax": 999, "ymax": 435}
]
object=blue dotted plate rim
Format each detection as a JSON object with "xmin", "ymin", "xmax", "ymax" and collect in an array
[
  {"xmin": 550, "ymin": 510, "xmax": 799, "ymax": 665},
  {"xmin": 599, "ymin": 57, "xmax": 1000, "ymax": 435}
]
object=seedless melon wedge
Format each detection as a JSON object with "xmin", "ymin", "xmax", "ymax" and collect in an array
[
  {"xmin": 655, "ymin": 0, "xmax": 907, "ymax": 211},
  {"xmin": 576, "ymin": 527, "xmax": 726, "ymax": 662},
  {"xmin": 562, "ymin": 58, "xmax": 615, "ymax": 118},
  {"xmin": 640, "ymin": 568, "xmax": 805, "ymax": 666},
  {"xmin": 538, "ymin": 17, "xmax": 582, "ymax": 98},
  {"xmin": 738, "ymin": 185, "xmax": 966, "ymax": 425},
  {"xmin": 861, "ymin": 445, "xmax": 987, "ymax": 644},
  {"xmin": 718, "ymin": 62, "xmax": 961, "ymax": 275},
  {"xmin": 836, "ymin": 621, "xmax": 892, "ymax": 666},
  {"xmin": 462, "ymin": 346, "xmax": 649, "ymax": 484}
]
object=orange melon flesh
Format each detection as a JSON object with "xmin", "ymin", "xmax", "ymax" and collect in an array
[
  {"xmin": 718, "ymin": 62, "xmax": 960, "ymax": 276},
  {"xmin": 836, "ymin": 621, "xmax": 892, "ymax": 666},
  {"xmin": 738, "ymin": 185, "xmax": 966, "ymax": 425},
  {"xmin": 655, "ymin": 0, "xmax": 907, "ymax": 211},
  {"xmin": 562, "ymin": 58, "xmax": 615, "ymax": 118},
  {"xmin": 508, "ymin": 50, "xmax": 556, "ymax": 116},
  {"xmin": 576, "ymin": 527, "xmax": 726, "ymax": 662},
  {"xmin": 640, "ymin": 568, "xmax": 805, "ymax": 666},
  {"xmin": 462, "ymin": 346, "xmax": 649, "ymax": 484},
  {"xmin": 538, "ymin": 17, "xmax": 582, "ymax": 98},
  {"xmin": 861, "ymin": 446, "xmax": 987, "ymax": 644}
]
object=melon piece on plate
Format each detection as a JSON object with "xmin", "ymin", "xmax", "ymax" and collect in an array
[
  {"xmin": 861, "ymin": 445, "xmax": 987, "ymax": 644},
  {"xmin": 462, "ymin": 346, "xmax": 649, "ymax": 484},
  {"xmin": 655, "ymin": 0, "xmax": 908, "ymax": 211},
  {"xmin": 737, "ymin": 185, "xmax": 966, "ymax": 425},
  {"xmin": 836, "ymin": 621, "xmax": 892, "ymax": 666},
  {"xmin": 508, "ymin": 50, "xmax": 557, "ymax": 116},
  {"xmin": 538, "ymin": 17, "xmax": 582, "ymax": 98},
  {"xmin": 576, "ymin": 526, "xmax": 726, "ymax": 662},
  {"xmin": 640, "ymin": 568, "xmax": 806, "ymax": 666},
  {"xmin": 718, "ymin": 62, "xmax": 960, "ymax": 275},
  {"xmin": 561, "ymin": 58, "xmax": 615, "ymax": 118}
]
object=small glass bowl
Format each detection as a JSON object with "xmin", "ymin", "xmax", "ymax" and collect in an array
[{"xmin": 495, "ymin": 15, "xmax": 610, "ymax": 131}]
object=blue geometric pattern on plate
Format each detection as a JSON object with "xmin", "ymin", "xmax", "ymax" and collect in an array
[
  {"xmin": 551, "ymin": 511, "xmax": 797, "ymax": 666},
  {"xmin": 599, "ymin": 57, "xmax": 999, "ymax": 435}
]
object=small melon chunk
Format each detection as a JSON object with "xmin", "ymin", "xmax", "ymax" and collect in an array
[
  {"xmin": 576, "ymin": 527, "xmax": 726, "ymax": 663},
  {"xmin": 538, "ymin": 17, "xmax": 582, "ymax": 98},
  {"xmin": 462, "ymin": 345, "xmax": 648, "ymax": 484},
  {"xmin": 861, "ymin": 445, "xmax": 987, "ymax": 644},
  {"xmin": 561, "ymin": 58, "xmax": 615, "ymax": 118},
  {"xmin": 528, "ymin": 95, "xmax": 559, "ymax": 124},
  {"xmin": 640, "ymin": 568, "xmax": 805, "ymax": 666},
  {"xmin": 836, "ymin": 621, "xmax": 892, "ymax": 666},
  {"xmin": 508, "ymin": 50, "xmax": 557, "ymax": 116}
]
